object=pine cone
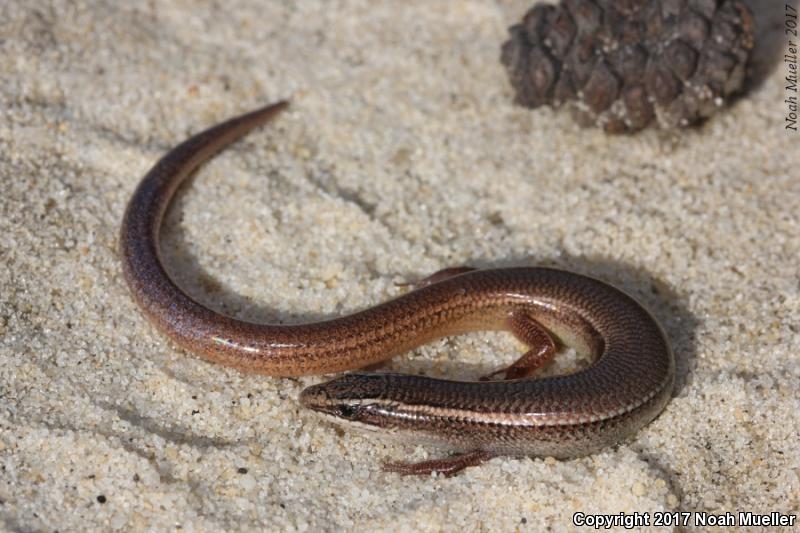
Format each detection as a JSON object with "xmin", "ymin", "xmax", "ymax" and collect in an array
[{"xmin": 501, "ymin": 0, "xmax": 755, "ymax": 132}]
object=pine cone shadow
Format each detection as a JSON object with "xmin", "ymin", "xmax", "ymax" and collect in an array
[{"xmin": 739, "ymin": 0, "xmax": 797, "ymax": 91}]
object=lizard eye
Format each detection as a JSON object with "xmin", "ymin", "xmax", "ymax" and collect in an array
[{"xmin": 336, "ymin": 405, "xmax": 356, "ymax": 419}]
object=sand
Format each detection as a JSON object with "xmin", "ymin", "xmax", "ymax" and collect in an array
[{"xmin": 1, "ymin": 1, "xmax": 798, "ymax": 531}]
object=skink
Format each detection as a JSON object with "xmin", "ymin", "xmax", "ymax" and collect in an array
[{"xmin": 120, "ymin": 101, "xmax": 675, "ymax": 476}]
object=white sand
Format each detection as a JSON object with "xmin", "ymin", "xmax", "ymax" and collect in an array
[{"xmin": 1, "ymin": 1, "xmax": 798, "ymax": 531}]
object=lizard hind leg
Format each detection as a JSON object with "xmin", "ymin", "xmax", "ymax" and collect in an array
[{"xmin": 482, "ymin": 310, "xmax": 557, "ymax": 381}]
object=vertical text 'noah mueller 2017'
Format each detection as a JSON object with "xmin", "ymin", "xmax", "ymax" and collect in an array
[{"xmin": 786, "ymin": 4, "xmax": 798, "ymax": 130}]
